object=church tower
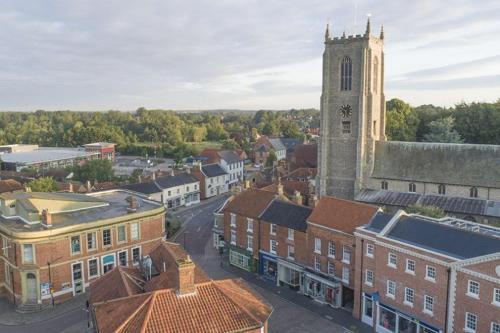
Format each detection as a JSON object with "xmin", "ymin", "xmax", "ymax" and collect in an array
[{"xmin": 318, "ymin": 19, "xmax": 386, "ymax": 200}]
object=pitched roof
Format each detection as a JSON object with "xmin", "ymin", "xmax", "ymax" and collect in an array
[
  {"xmin": 365, "ymin": 212, "xmax": 394, "ymax": 232},
  {"xmin": 155, "ymin": 173, "xmax": 199, "ymax": 189},
  {"xmin": 279, "ymin": 138, "xmax": 303, "ymax": 152},
  {"xmin": 120, "ymin": 181, "xmax": 161, "ymax": 195},
  {"xmin": 307, "ymin": 196, "xmax": 379, "ymax": 234},
  {"xmin": 260, "ymin": 200, "xmax": 312, "ymax": 232},
  {"xmin": 0, "ymin": 179, "xmax": 23, "ymax": 194},
  {"xmin": 198, "ymin": 149, "xmax": 221, "ymax": 164},
  {"xmin": 90, "ymin": 266, "xmax": 145, "ymax": 305},
  {"xmin": 283, "ymin": 167, "xmax": 317, "ymax": 180},
  {"xmin": 223, "ymin": 188, "xmax": 276, "ymax": 219},
  {"xmin": 292, "ymin": 144, "xmax": 317, "ymax": 168},
  {"xmin": 356, "ymin": 189, "xmax": 421, "ymax": 207},
  {"xmin": 372, "ymin": 141, "xmax": 500, "ymax": 188},
  {"xmin": 94, "ymin": 279, "xmax": 272, "ymax": 333},
  {"xmin": 268, "ymin": 138, "xmax": 286, "ymax": 151},
  {"xmin": 218, "ymin": 150, "xmax": 243, "ymax": 164},
  {"xmin": 202, "ymin": 164, "xmax": 228, "ymax": 178}
]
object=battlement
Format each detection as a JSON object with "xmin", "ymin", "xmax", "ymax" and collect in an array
[{"xmin": 324, "ymin": 18, "xmax": 383, "ymax": 44}]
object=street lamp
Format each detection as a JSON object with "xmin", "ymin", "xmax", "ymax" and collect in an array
[{"xmin": 47, "ymin": 256, "xmax": 62, "ymax": 307}]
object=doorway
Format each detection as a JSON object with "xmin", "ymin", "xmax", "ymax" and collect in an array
[
  {"xmin": 26, "ymin": 273, "xmax": 37, "ymax": 303},
  {"xmin": 72, "ymin": 262, "xmax": 84, "ymax": 295}
]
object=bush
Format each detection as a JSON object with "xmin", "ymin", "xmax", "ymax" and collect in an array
[{"xmin": 406, "ymin": 204, "xmax": 446, "ymax": 218}]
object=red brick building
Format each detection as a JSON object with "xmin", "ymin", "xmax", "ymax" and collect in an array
[{"xmin": 83, "ymin": 142, "xmax": 116, "ymax": 161}]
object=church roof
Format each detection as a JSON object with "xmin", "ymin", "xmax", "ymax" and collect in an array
[{"xmin": 372, "ymin": 141, "xmax": 500, "ymax": 188}]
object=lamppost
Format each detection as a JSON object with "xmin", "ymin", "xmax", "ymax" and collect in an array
[{"xmin": 47, "ymin": 256, "xmax": 62, "ymax": 307}]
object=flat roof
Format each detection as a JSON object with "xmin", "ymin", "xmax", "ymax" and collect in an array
[{"xmin": 0, "ymin": 147, "xmax": 98, "ymax": 165}]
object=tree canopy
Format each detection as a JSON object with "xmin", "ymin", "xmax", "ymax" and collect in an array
[{"xmin": 27, "ymin": 177, "xmax": 57, "ymax": 192}]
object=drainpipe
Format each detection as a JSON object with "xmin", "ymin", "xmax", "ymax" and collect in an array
[
  {"xmin": 444, "ymin": 267, "xmax": 451, "ymax": 333},
  {"xmin": 359, "ymin": 239, "xmax": 364, "ymax": 319}
]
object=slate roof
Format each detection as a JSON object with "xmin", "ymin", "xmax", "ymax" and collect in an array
[
  {"xmin": 268, "ymin": 138, "xmax": 286, "ymax": 151},
  {"xmin": 155, "ymin": 173, "xmax": 199, "ymax": 189},
  {"xmin": 356, "ymin": 189, "xmax": 421, "ymax": 207},
  {"xmin": 386, "ymin": 215, "xmax": 500, "ymax": 259},
  {"xmin": 260, "ymin": 200, "xmax": 313, "ymax": 232},
  {"xmin": 372, "ymin": 141, "xmax": 500, "ymax": 188},
  {"xmin": 279, "ymin": 138, "xmax": 303, "ymax": 152},
  {"xmin": 307, "ymin": 196, "xmax": 379, "ymax": 234},
  {"xmin": 419, "ymin": 194, "xmax": 485, "ymax": 216},
  {"xmin": 218, "ymin": 150, "xmax": 243, "ymax": 164},
  {"xmin": 120, "ymin": 181, "xmax": 161, "ymax": 195},
  {"xmin": 365, "ymin": 212, "xmax": 394, "ymax": 232},
  {"xmin": 202, "ymin": 164, "xmax": 228, "ymax": 178}
]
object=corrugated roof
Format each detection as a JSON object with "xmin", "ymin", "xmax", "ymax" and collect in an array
[
  {"xmin": 155, "ymin": 173, "xmax": 198, "ymax": 189},
  {"xmin": 0, "ymin": 148, "xmax": 97, "ymax": 165},
  {"xmin": 260, "ymin": 200, "xmax": 312, "ymax": 232},
  {"xmin": 202, "ymin": 164, "xmax": 228, "ymax": 177}
]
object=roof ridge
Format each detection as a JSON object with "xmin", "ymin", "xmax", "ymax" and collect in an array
[
  {"xmin": 119, "ymin": 267, "xmax": 134, "ymax": 297},
  {"xmin": 112, "ymin": 293, "xmax": 152, "ymax": 333},
  {"xmin": 139, "ymin": 291, "xmax": 157, "ymax": 333}
]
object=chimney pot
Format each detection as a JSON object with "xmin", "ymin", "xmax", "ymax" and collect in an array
[{"xmin": 42, "ymin": 209, "xmax": 52, "ymax": 228}]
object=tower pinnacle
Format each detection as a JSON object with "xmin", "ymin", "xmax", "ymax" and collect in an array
[
  {"xmin": 325, "ymin": 23, "xmax": 331, "ymax": 41},
  {"xmin": 365, "ymin": 17, "xmax": 371, "ymax": 37},
  {"xmin": 380, "ymin": 25, "xmax": 384, "ymax": 40}
]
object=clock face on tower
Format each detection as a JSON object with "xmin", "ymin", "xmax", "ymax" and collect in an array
[{"xmin": 339, "ymin": 104, "xmax": 352, "ymax": 118}]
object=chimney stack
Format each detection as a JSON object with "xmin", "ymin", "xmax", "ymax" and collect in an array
[
  {"xmin": 176, "ymin": 255, "xmax": 196, "ymax": 295},
  {"xmin": 244, "ymin": 180, "xmax": 250, "ymax": 189},
  {"xmin": 86, "ymin": 180, "xmax": 92, "ymax": 192},
  {"xmin": 68, "ymin": 182, "xmax": 74, "ymax": 193},
  {"xmin": 277, "ymin": 179, "xmax": 284, "ymax": 197},
  {"xmin": 293, "ymin": 190, "xmax": 303, "ymax": 205},
  {"xmin": 309, "ymin": 195, "xmax": 319, "ymax": 208},
  {"xmin": 42, "ymin": 209, "xmax": 52, "ymax": 228},
  {"xmin": 152, "ymin": 172, "xmax": 156, "ymax": 181},
  {"xmin": 126, "ymin": 195, "xmax": 138, "ymax": 213}
]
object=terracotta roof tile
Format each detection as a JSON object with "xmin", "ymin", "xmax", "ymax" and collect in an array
[
  {"xmin": 223, "ymin": 188, "xmax": 276, "ymax": 219},
  {"xmin": 90, "ymin": 266, "xmax": 145, "ymax": 304},
  {"xmin": 308, "ymin": 196, "xmax": 379, "ymax": 234},
  {"xmin": 0, "ymin": 179, "xmax": 23, "ymax": 194}
]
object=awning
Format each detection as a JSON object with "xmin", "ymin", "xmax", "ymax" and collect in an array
[
  {"xmin": 102, "ymin": 254, "xmax": 115, "ymax": 265},
  {"xmin": 304, "ymin": 272, "xmax": 340, "ymax": 287},
  {"xmin": 277, "ymin": 258, "xmax": 304, "ymax": 272}
]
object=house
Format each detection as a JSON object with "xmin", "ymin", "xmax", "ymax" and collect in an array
[
  {"xmin": 252, "ymin": 137, "xmax": 287, "ymax": 165},
  {"xmin": 353, "ymin": 211, "xmax": 500, "ymax": 333},
  {"xmin": 90, "ymin": 241, "xmax": 273, "ymax": 333},
  {"xmin": 0, "ymin": 190, "xmax": 165, "ymax": 308},
  {"xmin": 198, "ymin": 149, "xmax": 245, "ymax": 188},
  {"xmin": 192, "ymin": 163, "xmax": 229, "ymax": 199}
]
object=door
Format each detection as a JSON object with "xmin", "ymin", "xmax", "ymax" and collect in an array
[
  {"xmin": 26, "ymin": 273, "xmax": 37, "ymax": 303},
  {"xmin": 72, "ymin": 263, "xmax": 84, "ymax": 295}
]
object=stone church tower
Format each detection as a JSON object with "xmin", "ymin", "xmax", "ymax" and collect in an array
[{"xmin": 318, "ymin": 19, "xmax": 387, "ymax": 200}]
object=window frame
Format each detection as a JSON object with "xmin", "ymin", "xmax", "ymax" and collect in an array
[
  {"xmin": 118, "ymin": 250, "xmax": 128, "ymax": 267},
  {"xmin": 230, "ymin": 230, "xmax": 236, "ymax": 246},
  {"xmin": 70, "ymin": 235, "xmax": 81, "ymax": 255},
  {"xmin": 491, "ymin": 322, "xmax": 500, "ymax": 333},
  {"xmin": 247, "ymin": 234, "xmax": 253, "ymax": 252},
  {"xmin": 314, "ymin": 237, "xmax": 321, "ymax": 254},
  {"xmin": 88, "ymin": 258, "xmax": 100, "ymax": 279},
  {"xmin": 342, "ymin": 266, "xmax": 350, "ymax": 284},
  {"xmin": 365, "ymin": 243, "xmax": 374, "ymax": 258},
  {"xmin": 424, "ymin": 294, "xmax": 434, "ymax": 315},
  {"xmin": 328, "ymin": 241, "xmax": 336, "ymax": 258},
  {"xmin": 328, "ymin": 261, "xmax": 335, "ymax": 276},
  {"xmin": 270, "ymin": 239, "xmax": 277, "ymax": 255},
  {"xmin": 465, "ymin": 312, "xmax": 477, "ymax": 332},
  {"xmin": 405, "ymin": 259, "xmax": 416, "ymax": 275},
  {"xmin": 314, "ymin": 256, "xmax": 321, "ymax": 271},
  {"xmin": 386, "ymin": 280, "xmax": 396, "ymax": 299},
  {"xmin": 87, "ymin": 232, "xmax": 97, "ymax": 251},
  {"xmin": 132, "ymin": 246, "xmax": 141, "ymax": 265},
  {"xmin": 22, "ymin": 244, "xmax": 34, "ymax": 264},
  {"xmin": 102, "ymin": 229, "xmax": 112, "ymax": 247},
  {"xmin": 287, "ymin": 228, "xmax": 294, "ymax": 241},
  {"xmin": 130, "ymin": 222, "xmax": 140, "ymax": 241},
  {"xmin": 365, "ymin": 269, "xmax": 374, "ymax": 286},
  {"xmin": 342, "ymin": 246, "xmax": 351, "ymax": 264},
  {"xmin": 117, "ymin": 225, "xmax": 127, "ymax": 244},
  {"xmin": 425, "ymin": 265, "xmax": 436, "ymax": 282},
  {"xmin": 247, "ymin": 218, "xmax": 253, "ymax": 233},
  {"xmin": 230, "ymin": 213, "xmax": 236, "ymax": 227},
  {"xmin": 493, "ymin": 288, "xmax": 500, "ymax": 306},
  {"xmin": 467, "ymin": 280, "xmax": 480, "ymax": 299},
  {"xmin": 270, "ymin": 223, "xmax": 277, "ymax": 236},
  {"xmin": 404, "ymin": 287, "xmax": 414, "ymax": 306},
  {"xmin": 388, "ymin": 253, "xmax": 397, "ymax": 268},
  {"xmin": 287, "ymin": 244, "xmax": 295, "ymax": 260}
]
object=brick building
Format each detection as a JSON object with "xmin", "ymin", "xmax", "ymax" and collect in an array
[
  {"xmin": 90, "ymin": 241, "xmax": 272, "ymax": 333},
  {"xmin": 0, "ymin": 190, "xmax": 165, "ymax": 310},
  {"xmin": 191, "ymin": 163, "xmax": 229, "ymax": 199},
  {"xmin": 353, "ymin": 211, "xmax": 500, "ymax": 333}
]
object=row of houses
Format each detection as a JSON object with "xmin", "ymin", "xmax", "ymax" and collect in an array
[{"xmin": 215, "ymin": 188, "xmax": 500, "ymax": 333}]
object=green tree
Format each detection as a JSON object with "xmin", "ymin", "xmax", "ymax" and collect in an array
[
  {"xmin": 27, "ymin": 177, "xmax": 57, "ymax": 192},
  {"xmin": 407, "ymin": 204, "xmax": 446, "ymax": 218},
  {"xmin": 221, "ymin": 139, "xmax": 240, "ymax": 150},
  {"xmin": 266, "ymin": 149, "xmax": 277, "ymax": 167},
  {"xmin": 130, "ymin": 169, "xmax": 143, "ymax": 183},
  {"xmin": 386, "ymin": 98, "xmax": 419, "ymax": 141},
  {"xmin": 73, "ymin": 159, "xmax": 114, "ymax": 182},
  {"xmin": 453, "ymin": 101, "xmax": 500, "ymax": 144},
  {"xmin": 422, "ymin": 116, "xmax": 463, "ymax": 143}
]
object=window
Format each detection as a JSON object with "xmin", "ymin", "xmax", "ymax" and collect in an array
[
  {"xmin": 2, "ymin": 236, "xmax": 8, "ymax": 256},
  {"xmin": 424, "ymin": 295, "xmax": 434, "ymax": 314},
  {"xmin": 328, "ymin": 262, "xmax": 335, "ymax": 276},
  {"xmin": 409, "ymin": 183, "xmax": 416, "ymax": 192},
  {"xmin": 373, "ymin": 57, "xmax": 379, "ymax": 93},
  {"xmin": 270, "ymin": 223, "xmax": 277, "ymax": 235},
  {"xmin": 467, "ymin": 280, "xmax": 480, "ymax": 298},
  {"xmin": 186, "ymin": 186, "xmax": 190, "ymax": 192},
  {"xmin": 167, "ymin": 190, "xmax": 171, "ymax": 196},
  {"xmin": 387, "ymin": 280, "xmax": 396, "ymax": 298},
  {"xmin": 130, "ymin": 223, "xmax": 139, "ymax": 240},
  {"xmin": 230, "ymin": 213, "xmax": 236, "ymax": 227},
  {"xmin": 426, "ymin": 265, "xmax": 436, "ymax": 281},
  {"xmin": 132, "ymin": 247, "xmax": 141, "ymax": 264},
  {"xmin": 117, "ymin": 225, "xmax": 126, "ymax": 243},
  {"xmin": 4, "ymin": 264, "xmax": 11, "ymax": 286},
  {"xmin": 87, "ymin": 232, "xmax": 97, "ymax": 251},
  {"xmin": 247, "ymin": 218, "xmax": 253, "ymax": 233},
  {"xmin": 314, "ymin": 238, "xmax": 321, "ymax": 254},
  {"xmin": 287, "ymin": 228, "xmax": 294, "ymax": 240},
  {"xmin": 406, "ymin": 259, "xmax": 415, "ymax": 274},
  {"xmin": 231, "ymin": 230, "xmax": 236, "ymax": 245},
  {"xmin": 288, "ymin": 245, "xmax": 295, "ymax": 259},
  {"xmin": 388, "ymin": 253, "xmax": 397, "ymax": 268},
  {"xmin": 328, "ymin": 242, "xmax": 335, "ymax": 258},
  {"xmin": 465, "ymin": 313, "xmax": 477, "ymax": 332},
  {"xmin": 314, "ymin": 256, "xmax": 321, "ymax": 271},
  {"xmin": 118, "ymin": 251, "xmax": 127, "ymax": 266},
  {"xmin": 247, "ymin": 235, "xmax": 253, "ymax": 252},
  {"xmin": 381, "ymin": 180, "xmax": 388, "ymax": 190},
  {"xmin": 365, "ymin": 270, "xmax": 374, "ymax": 286},
  {"xmin": 438, "ymin": 184, "xmax": 446, "ymax": 195},
  {"xmin": 23, "ymin": 244, "xmax": 34, "ymax": 263},
  {"xmin": 492, "ymin": 322, "xmax": 500, "ymax": 333},
  {"xmin": 342, "ymin": 266, "xmax": 350, "ymax": 283},
  {"xmin": 270, "ymin": 240, "xmax": 277, "ymax": 255},
  {"xmin": 194, "ymin": 184, "xmax": 198, "ymax": 190},
  {"xmin": 71, "ymin": 236, "xmax": 81, "ymax": 255},
  {"xmin": 103, "ymin": 229, "xmax": 112, "ymax": 247},
  {"xmin": 494, "ymin": 288, "xmax": 500, "ymax": 305},
  {"xmin": 88, "ymin": 258, "xmax": 99, "ymax": 278},
  {"xmin": 366, "ymin": 243, "xmax": 374, "ymax": 258},
  {"xmin": 373, "ymin": 120, "xmax": 377, "ymax": 136},
  {"xmin": 342, "ymin": 121, "xmax": 351, "ymax": 134},
  {"xmin": 341, "ymin": 56, "xmax": 352, "ymax": 91},
  {"xmin": 405, "ymin": 287, "xmax": 414, "ymax": 306},
  {"xmin": 342, "ymin": 246, "xmax": 351, "ymax": 264},
  {"xmin": 470, "ymin": 187, "xmax": 478, "ymax": 198}
]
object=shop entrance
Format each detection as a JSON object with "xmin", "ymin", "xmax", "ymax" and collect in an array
[{"xmin": 342, "ymin": 286, "xmax": 354, "ymax": 310}]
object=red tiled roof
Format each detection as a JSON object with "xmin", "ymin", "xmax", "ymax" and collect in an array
[
  {"xmin": 90, "ymin": 266, "xmax": 145, "ymax": 304},
  {"xmin": 308, "ymin": 196, "xmax": 379, "ymax": 234},
  {"xmin": 198, "ymin": 149, "xmax": 221, "ymax": 164},
  {"xmin": 0, "ymin": 179, "xmax": 24, "ymax": 194},
  {"xmin": 293, "ymin": 144, "xmax": 317, "ymax": 168},
  {"xmin": 223, "ymin": 188, "xmax": 276, "ymax": 219},
  {"xmin": 283, "ymin": 167, "xmax": 317, "ymax": 180}
]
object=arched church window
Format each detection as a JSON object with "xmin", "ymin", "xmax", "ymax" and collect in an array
[
  {"xmin": 381, "ymin": 180, "xmax": 388, "ymax": 190},
  {"xmin": 469, "ymin": 187, "xmax": 478, "ymax": 198},
  {"xmin": 438, "ymin": 184, "xmax": 446, "ymax": 195},
  {"xmin": 373, "ymin": 57, "xmax": 379, "ymax": 93},
  {"xmin": 409, "ymin": 183, "xmax": 416, "ymax": 193},
  {"xmin": 341, "ymin": 56, "xmax": 352, "ymax": 91}
]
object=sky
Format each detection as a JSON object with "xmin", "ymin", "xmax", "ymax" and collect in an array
[{"xmin": 1, "ymin": 0, "xmax": 500, "ymax": 111}]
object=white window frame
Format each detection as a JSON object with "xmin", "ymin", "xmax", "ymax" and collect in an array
[
  {"xmin": 405, "ymin": 259, "xmax": 416, "ymax": 275},
  {"xmin": 2, "ymin": 236, "xmax": 8, "ymax": 257},
  {"xmin": 270, "ymin": 223, "xmax": 277, "ymax": 235},
  {"xmin": 247, "ymin": 218, "xmax": 253, "ymax": 233},
  {"xmin": 423, "ymin": 295, "xmax": 434, "ymax": 315},
  {"xmin": 314, "ymin": 237, "xmax": 321, "ymax": 254},
  {"xmin": 365, "ymin": 243, "xmax": 374, "ymax": 258},
  {"xmin": 386, "ymin": 280, "xmax": 396, "ymax": 299},
  {"xmin": 247, "ymin": 235, "xmax": 253, "ymax": 252},
  {"xmin": 491, "ymin": 322, "xmax": 500, "ymax": 333},
  {"xmin": 365, "ymin": 269, "xmax": 373, "ymax": 287},
  {"xmin": 230, "ymin": 230, "xmax": 236, "ymax": 246},
  {"xmin": 118, "ymin": 250, "xmax": 128, "ymax": 267},
  {"xmin": 270, "ymin": 239, "xmax": 277, "ymax": 255},
  {"xmin": 230, "ymin": 213, "xmax": 236, "ymax": 227},
  {"xmin": 287, "ymin": 228, "xmax": 294, "ymax": 241},
  {"xmin": 328, "ymin": 241, "xmax": 335, "ymax": 258},
  {"xmin": 404, "ymin": 287, "xmax": 414, "ymax": 307},
  {"xmin": 22, "ymin": 244, "xmax": 35, "ymax": 264},
  {"xmin": 342, "ymin": 246, "xmax": 351, "ymax": 264},
  {"xmin": 87, "ymin": 232, "xmax": 97, "ymax": 251},
  {"xmin": 314, "ymin": 256, "xmax": 321, "ymax": 271},
  {"xmin": 287, "ymin": 245, "xmax": 295, "ymax": 260},
  {"xmin": 130, "ymin": 222, "xmax": 140, "ymax": 241},
  {"xmin": 102, "ymin": 229, "xmax": 112, "ymax": 247},
  {"xmin": 493, "ymin": 288, "xmax": 500, "ymax": 306},
  {"xmin": 425, "ymin": 265, "xmax": 436, "ymax": 282},
  {"xmin": 328, "ymin": 261, "xmax": 335, "ymax": 276},
  {"xmin": 88, "ymin": 257, "xmax": 100, "ymax": 279},
  {"xmin": 465, "ymin": 312, "xmax": 477, "ymax": 333},
  {"xmin": 342, "ymin": 266, "xmax": 349, "ymax": 284},
  {"xmin": 131, "ymin": 246, "xmax": 141, "ymax": 265},
  {"xmin": 117, "ymin": 225, "xmax": 127, "ymax": 244},
  {"xmin": 388, "ymin": 253, "xmax": 397, "ymax": 268},
  {"xmin": 70, "ymin": 235, "xmax": 81, "ymax": 255},
  {"xmin": 467, "ymin": 280, "xmax": 480, "ymax": 299}
]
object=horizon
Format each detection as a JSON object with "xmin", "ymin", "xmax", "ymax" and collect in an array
[{"xmin": 1, "ymin": 1, "xmax": 500, "ymax": 111}]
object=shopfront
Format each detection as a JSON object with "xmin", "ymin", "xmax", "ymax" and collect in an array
[
  {"xmin": 376, "ymin": 302, "xmax": 441, "ymax": 333},
  {"xmin": 259, "ymin": 252, "xmax": 277, "ymax": 282},
  {"xmin": 229, "ymin": 246, "xmax": 253, "ymax": 272},
  {"xmin": 277, "ymin": 259, "xmax": 303, "ymax": 291},
  {"xmin": 303, "ymin": 270, "xmax": 341, "ymax": 307}
]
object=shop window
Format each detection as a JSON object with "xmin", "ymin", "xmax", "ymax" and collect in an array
[
  {"xmin": 230, "ymin": 250, "xmax": 249, "ymax": 270},
  {"xmin": 379, "ymin": 306, "xmax": 396, "ymax": 332},
  {"xmin": 398, "ymin": 316, "xmax": 417, "ymax": 333}
]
